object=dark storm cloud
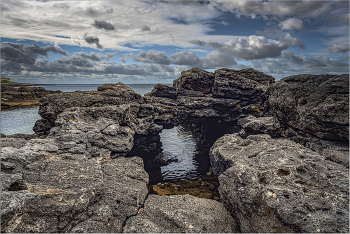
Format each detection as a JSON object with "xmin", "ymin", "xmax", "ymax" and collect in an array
[
  {"xmin": 141, "ymin": 25, "xmax": 151, "ymax": 31},
  {"xmin": 83, "ymin": 34, "xmax": 104, "ymax": 50},
  {"xmin": 0, "ymin": 42, "xmax": 68, "ymax": 65},
  {"xmin": 92, "ymin": 20, "xmax": 115, "ymax": 31},
  {"xmin": 0, "ymin": 42, "xmax": 165, "ymax": 76},
  {"xmin": 106, "ymin": 8, "xmax": 113, "ymax": 14}
]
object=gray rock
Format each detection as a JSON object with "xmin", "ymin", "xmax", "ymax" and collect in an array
[
  {"xmin": 177, "ymin": 87, "xmax": 205, "ymax": 97},
  {"xmin": 266, "ymin": 74, "xmax": 349, "ymax": 141},
  {"xmin": 1, "ymin": 191, "xmax": 38, "ymax": 233},
  {"xmin": 305, "ymin": 138, "xmax": 349, "ymax": 168},
  {"xmin": 210, "ymin": 133, "xmax": 349, "ymax": 233},
  {"xmin": 238, "ymin": 115, "xmax": 281, "ymax": 137},
  {"xmin": 173, "ymin": 68, "xmax": 215, "ymax": 94},
  {"xmin": 1, "ymin": 154, "xmax": 149, "ymax": 233},
  {"xmin": 212, "ymin": 68, "xmax": 273, "ymax": 103},
  {"xmin": 33, "ymin": 86, "xmax": 143, "ymax": 135},
  {"xmin": 123, "ymin": 194, "xmax": 238, "ymax": 233},
  {"xmin": 144, "ymin": 84, "xmax": 177, "ymax": 99},
  {"xmin": 1, "ymin": 138, "xmax": 28, "ymax": 148},
  {"xmin": 97, "ymin": 82, "xmax": 134, "ymax": 92}
]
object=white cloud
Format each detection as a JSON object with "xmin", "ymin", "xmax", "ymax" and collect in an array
[
  {"xmin": 209, "ymin": 0, "xmax": 346, "ymax": 19},
  {"xmin": 190, "ymin": 33, "xmax": 305, "ymax": 60},
  {"xmin": 221, "ymin": 20, "xmax": 230, "ymax": 26},
  {"xmin": 328, "ymin": 43, "xmax": 350, "ymax": 54},
  {"xmin": 280, "ymin": 18, "xmax": 304, "ymax": 30},
  {"xmin": 0, "ymin": 0, "xmax": 231, "ymax": 50}
]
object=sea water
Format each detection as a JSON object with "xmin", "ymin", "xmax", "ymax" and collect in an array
[{"xmin": 1, "ymin": 84, "xmax": 158, "ymax": 135}]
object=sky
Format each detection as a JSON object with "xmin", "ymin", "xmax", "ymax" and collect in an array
[{"xmin": 0, "ymin": 0, "xmax": 349, "ymax": 84}]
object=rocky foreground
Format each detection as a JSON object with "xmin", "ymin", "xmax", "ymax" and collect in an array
[{"xmin": 1, "ymin": 68, "xmax": 349, "ymax": 233}]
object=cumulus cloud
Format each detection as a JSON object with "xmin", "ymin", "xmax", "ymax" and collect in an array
[
  {"xmin": 328, "ymin": 43, "xmax": 350, "ymax": 54},
  {"xmin": 83, "ymin": 34, "xmax": 103, "ymax": 50},
  {"xmin": 92, "ymin": 20, "xmax": 115, "ymax": 31},
  {"xmin": 126, "ymin": 50, "xmax": 171, "ymax": 65},
  {"xmin": 190, "ymin": 34, "xmax": 305, "ymax": 60},
  {"xmin": 170, "ymin": 51, "xmax": 200, "ymax": 65},
  {"xmin": 280, "ymin": 18, "xmax": 305, "ymax": 30},
  {"xmin": 141, "ymin": 25, "xmax": 151, "ymax": 31}
]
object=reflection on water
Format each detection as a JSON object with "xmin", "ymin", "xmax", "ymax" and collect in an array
[
  {"xmin": 1, "ymin": 106, "xmax": 40, "ymax": 135},
  {"xmin": 160, "ymin": 125, "xmax": 199, "ymax": 181}
]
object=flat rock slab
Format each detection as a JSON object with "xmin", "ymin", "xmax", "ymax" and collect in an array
[
  {"xmin": 210, "ymin": 133, "xmax": 349, "ymax": 233},
  {"xmin": 123, "ymin": 194, "xmax": 238, "ymax": 233}
]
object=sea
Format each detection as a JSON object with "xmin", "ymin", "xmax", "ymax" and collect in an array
[
  {"xmin": 1, "ymin": 84, "xmax": 157, "ymax": 135},
  {"xmin": 1, "ymin": 83, "xmax": 212, "ymax": 183}
]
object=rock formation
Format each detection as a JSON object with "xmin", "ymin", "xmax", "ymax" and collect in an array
[
  {"xmin": 1, "ymin": 68, "xmax": 348, "ymax": 233},
  {"xmin": 1, "ymin": 85, "xmax": 61, "ymax": 108},
  {"xmin": 210, "ymin": 134, "xmax": 348, "ymax": 233}
]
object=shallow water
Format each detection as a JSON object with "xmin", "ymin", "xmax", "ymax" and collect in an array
[
  {"xmin": 160, "ymin": 125, "xmax": 200, "ymax": 181},
  {"xmin": 1, "ymin": 106, "xmax": 40, "ymax": 135}
]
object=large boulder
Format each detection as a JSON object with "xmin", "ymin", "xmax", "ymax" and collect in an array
[
  {"xmin": 212, "ymin": 68, "xmax": 274, "ymax": 103},
  {"xmin": 123, "ymin": 194, "xmax": 238, "ymax": 233},
  {"xmin": 173, "ymin": 68, "xmax": 215, "ymax": 94},
  {"xmin": 144, "ymin": 84, "xmax": 177, "ymax": 99},
  {"xmin": 266, "ymin": 74, "xmax": 349, "ymax": 141},
  {"xmin": 210, "ymin": 133, "xmax": 349, "ymax": 233},
  {"xmin": 33, "ymin": 84, "xmax": 143, "ymax": 135}
]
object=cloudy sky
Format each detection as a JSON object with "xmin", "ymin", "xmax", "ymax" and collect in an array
[{"xmin": 1, "ymin": 0, "xmax": 349, "ymax": 84}]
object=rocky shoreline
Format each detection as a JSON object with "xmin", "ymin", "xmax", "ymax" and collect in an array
[
  {"xmin": 1, "ymin": 81, "xmax": 61, "ymax": 109},
  {"xmin": 1, "ymin": 68, "xmax": 349, "ymax": 233}
]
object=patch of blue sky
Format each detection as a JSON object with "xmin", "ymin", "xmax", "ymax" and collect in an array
[{"xmin": 207, "ymin": 13, "xmax": 268, "ymax": 37}]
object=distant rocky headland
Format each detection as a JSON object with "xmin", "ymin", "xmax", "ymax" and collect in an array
[
  {"xmin": 1, "ymin": 78, "xmax": 61, "ymax": 108},
  {"xmin": 1, "ymin": 68, "xmax": 349, "ymax": 233}
]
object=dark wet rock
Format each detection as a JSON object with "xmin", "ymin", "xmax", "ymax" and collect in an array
[
  {"xmin": 173, "ymin": 68, "xmax": 215, "ymax": 94},
  {"xmin": 266, "ymin": 74, "xmax": 349, "ymax": 141},
  {"xmin": 123, "ymin": 194, "xmax": 238, "ymax": 233},
  {"xmin": 144, "ymin": 83, "xmax": 177, "ymax": 99},
  {"xmin": 212, "ymin": 68, "xmax": 274, "ymax": 104},
  {"xmin": 177, "ymin": 87, "xmax": 205, "ymax": 97},
  {"xmin": 210, "ymin": 133, "xmax": 349, "ymax": 233},
  {"xmin": 238, "ymin": 115, "xmax": 282, "ymax": 137},
  {"xmin": 32, "ymin": 118, "xmax": 54, "ymax": 136}
]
